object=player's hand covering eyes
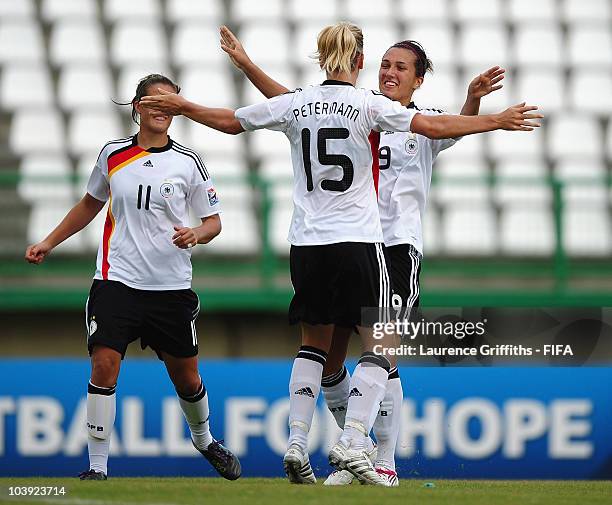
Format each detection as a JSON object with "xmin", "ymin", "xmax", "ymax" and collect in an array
[
  {"xmin": 140, "ymin": 88, "xmax": 186, "ymax": 116},
  {"xmin": 468, "ymin": 66, "xmax": 505, "ymax": 99},
  {"xmin": 220, "ymin": 25, "xmax": 252, "ymax": 71},
  {"xmin": 496, "ymin": 102, "xmax": 544, "ymax": 131}
]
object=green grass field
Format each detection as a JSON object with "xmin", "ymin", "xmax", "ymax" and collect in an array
[{"xmin": 1, "ymin": 478, "xmax": 611, "ymax": 505}]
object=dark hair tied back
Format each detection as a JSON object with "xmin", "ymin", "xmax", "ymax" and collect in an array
[
  {"xmin": 113, "ymin": 74, "xmax": 181, "ymax": 124},
  {"xmin": 390, "ymin": 40, "xmax": 433, "ymax": 78}
]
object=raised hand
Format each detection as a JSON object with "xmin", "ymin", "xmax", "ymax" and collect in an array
[
  {"xmin": 496, "ymin": 103, "xmax": 544, "ymax": 131},
  {"xmin": 220, "ymin": 25, "xmax": 252, "ymax": 70},
  {"xmin": 25, "ymin": 240, "xmax": 52, "ymax": 264},
  {"xmin": 468, "ymin": 66, "xmax": 505, "ymax": 99},
  {"xmin": 139, "ymin": 88, "xmax": 187, "ymax": 115}
]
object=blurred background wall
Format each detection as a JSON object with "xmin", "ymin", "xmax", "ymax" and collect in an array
[{"xmin": 1, "ymin": 0, "xmax": 611, "ymax": 352}]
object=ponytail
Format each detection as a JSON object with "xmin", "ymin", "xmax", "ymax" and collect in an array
[{"xmin": 314, "ymin": 22, "xmax": 363, "ymax": 75}]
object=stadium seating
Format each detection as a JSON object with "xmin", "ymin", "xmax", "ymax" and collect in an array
[
  {"xmin": 561, "ymin": 0, "xmax": 611, "ymax": 22},
  {"xmin": 453, "ymin": 0, "xmax": 503, "ymax": 21},
  {"xmin": 398, "ymin": 0, "xmax": 448, "ymax": 22},
  {"xmin": 0, "ymin": 19, "xmax": 44, "ymax": 63},
  {"xmin": 173, "ymin": 23, "xmax": 225, "ymax": 66},
  {"xmin": 58, "ymin": 65, "xmax": 114, "ymax": 110},
  {"xmin": 49, "ymin": 21, "xmax": 106, "ymax": 66},
  {"xmin": 166, "ymin": 0, "xmax": 223, "ymax": 22},
  {"xmin": 0, "ymin": 0, "xmax": 609, "ymax": 259},
  {"xmin": 41, "ymin": 0, "xmax": 98, "ymax": 22},
  {"xmin": 507, "ymin": 0, "xmax": 556, "ymax": 22},
  {"xmin": 288, "ymin": 0, "xmax": 339, "ymax": 21},
  {"xmin": 514, "ymin": 69, "xmax": 564, "ymax": 114},
  {"xmin": 0, "ymin": 0, "xmax": 35, "ymax": 18},
  {"xmin": 458, "ymin": 24, "xmax": 509, "ymax": 68},
  {"xmin": 1, "ymin": 65, "xmax": 53, "ymax": 110}
]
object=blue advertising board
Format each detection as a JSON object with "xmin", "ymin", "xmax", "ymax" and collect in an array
[{"xmin": 0, "ymin": 359, "xmax": 610, "ymax": 479}]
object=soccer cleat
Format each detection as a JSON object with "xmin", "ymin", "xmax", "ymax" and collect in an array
[
  {"xmin": 323, "ymin": 469, "xmax": 354, "ymax": 486},
  {"xmin": 192, "ymin": 439, "xmax": 241, "ymax": 480},
  {"xmin": 283, "ymin": 444, "xmax": 316, "ymax": 484},
  {"xmin": 375, "ymin": 467, "xmax": 399, "ymax": 487},
  {"xmin": 328, "ymin": 442, "xmax": 386, "ymax": 486},
  {"xmin": 324, "ymin": 443, "xmax": 378, "ymax": 486},
  {"xmin": 78, "ymin": 469, "xmax": 107, "ymax": 481}
]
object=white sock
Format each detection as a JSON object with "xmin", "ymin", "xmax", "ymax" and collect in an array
[
  {"xmin": 339, "ymin": 356, "xmax": 389, "ymax": 451},
  {"xmin": 87, "ymin": 382, "xmax": 116, "ymax": 475},
  {"xmin": 321, "ymin": 366, "xmax": 349, "ymax": 429},
  {"xmin": 322, "ymin": 366, "xmax": 376, "ymax": 453},
  {"xmin": 373, "ymin": 369, "xmax": 402, "ymax": 471},
  {"xmin": 178, "ymin": 380, "xmax": 213, "ymax": 450},
  {"xmin": 288, "ymin": 346, "xmax": 327, "ymax": 452}
]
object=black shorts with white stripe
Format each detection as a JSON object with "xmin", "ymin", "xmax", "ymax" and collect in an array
[
  {"xmin": 85, "ymin": 280, "xmax": 200, "ymax": 360},
  {"xmin": 288, "ymin": 242, "xmax": 391, "ymax": 328},
  {"xmin": 386, "ymin": 244, "xmax": 422, "ymax": 309}
]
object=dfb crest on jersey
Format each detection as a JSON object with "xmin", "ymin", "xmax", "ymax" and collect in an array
[
  {"xmin": 405, "ymin": 134, "xmax": 418, "ymax": 155},
  {"xmin": 207, "ymin": 187, "xmax": 219, "ymax": 206},
  {"xmin": 160, "ymin": 181, "xmax": 175, "ymax": 199}
]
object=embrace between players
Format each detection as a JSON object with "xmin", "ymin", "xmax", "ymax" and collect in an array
[{"xmin": 25, "ymin": 21, "xmax": 541, "ymax": 486}]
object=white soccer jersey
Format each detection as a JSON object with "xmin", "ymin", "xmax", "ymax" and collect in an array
[
  {"xmin": 86, "ymin": 135, "xmax": 220, "ymax": 290},
  {"xmin": 235, "ymin": 81, "xmax": 418, "ymax": 245},
  {"xmin": 376, "ymin": 105, "xmax": 459, "ymax": 254}
]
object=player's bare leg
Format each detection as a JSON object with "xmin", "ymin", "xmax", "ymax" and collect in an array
[
  {"xmin": 284, "ymin": 323, "xmax": 333, "ymax": 484},
  {"xmin": 81, "ymin": 345, "xmax": 122, "ymax": 480},
  {"xmin": 163, "ymin": 353, "xmax": 241, "ymax": 480}
]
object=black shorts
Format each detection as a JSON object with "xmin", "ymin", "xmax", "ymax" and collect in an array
[
  {"xmin": 386, "ymin": 244, "xmax": 422, "ymax": 310},
  {"xmin": 85, "ymin": 280, "xmax": 200, "ymax": 360},
  {"xmin": 288, "ymin": 242, "xmax": 391, "ymax": 327}
]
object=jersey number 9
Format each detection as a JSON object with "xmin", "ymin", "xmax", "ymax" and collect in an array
[{"xmin": 379, "ymin": 146, "xmax": 391, "ymax": 170}]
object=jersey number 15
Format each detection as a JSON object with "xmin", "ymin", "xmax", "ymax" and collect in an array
[{"xmin": 301, "ymin": 128, "xmax": 354, "ymax": 192}]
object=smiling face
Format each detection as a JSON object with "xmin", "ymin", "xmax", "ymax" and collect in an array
[
  {"xmin": 379, "ymin": 47, "xmax": 424, "ymax": 105},
  {"xmin": 134, "ymin": 82, "xmax": 176, "ymax": 134}
]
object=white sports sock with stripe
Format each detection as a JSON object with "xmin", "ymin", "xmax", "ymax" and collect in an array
[
  {"xmin": 87, "ymin": 382, "xmax": 116, "ymax": 475},
  {"xmin": 339, "ymin": 360, "xmax": 388, "ymax": 451},
  {"xmin": 321, "ymin": 366, "xmax": 350, "ymax": 429},
  {"xmin": 373, "ymin": 371, "xmax": 402, "ymax": 470},
  {"xmin": 288, "ymin": 346, "xmax": 327, "ymax": 452},
  {"xmin": 178, "ymin": 380, "xmax": 213, "ymax": 450}
]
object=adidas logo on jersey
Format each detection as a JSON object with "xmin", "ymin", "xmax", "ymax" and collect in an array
[
  {"xmin": 294, "ymin": 387, "xmax": 314, "ymax": 398},
  {"xmin": 143, "ymin": 160, "xmax": 153, "ymax": 167},
  {"xmin": 348, "ymin": 387, "xmax": 363, "ymax": 397}
]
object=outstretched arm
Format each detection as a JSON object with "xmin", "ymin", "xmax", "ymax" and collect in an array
[
  {"xmin": 411, "ymin": 102, "xmax": 543, "ymax": 139},
  {"xmin": 220, "ymin": 25, "xmax": 289, "ymax": 99},
  {"xmin": 140, "ymin": 89, "xmax": 244, "ymax": 134},
  {"xmin": 25, "ymin": 193, "xmax": 106, "ymax": 264},
  {"xmin": 460, "ymin": 66, "xmax": 505, "ymax": 116}
]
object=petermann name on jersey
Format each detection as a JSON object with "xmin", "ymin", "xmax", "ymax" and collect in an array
[{"xmin": 292, "ymin": 101, "xmax": 360, "ymax": 122}]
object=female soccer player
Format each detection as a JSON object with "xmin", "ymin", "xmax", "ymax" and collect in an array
[
  {"xmin": 140, "ymin": 22, "xmax": 541, "ymax": 486},
  {"xmin": 217, "ymin": 27, "xmax": 516, "ymax": 487},
  {"xmin": 24, "ymin": 74, "xmax": 241, "ymax": 482}
]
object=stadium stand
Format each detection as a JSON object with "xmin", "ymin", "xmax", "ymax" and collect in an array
[{"xmin": 0, "ymin": 0, "xmax": 610, "ymax": 262}]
